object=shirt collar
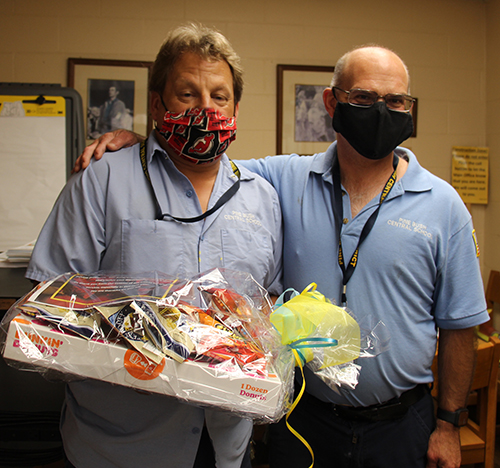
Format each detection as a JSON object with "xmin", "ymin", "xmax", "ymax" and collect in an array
[
  {"xmin": 309, "ymin": 142, "xmax": 337, "ymax": 184},
  {"xmin": 394, "ymin": 146, "xmax": 433, "ymax": 193},
  {"xmin": 147, "ymin": 131, "xmax": 252, "ymax": 182},
  {"xmin": 309, "ymin": 141, "xmax": 433, "ymax": 194}
]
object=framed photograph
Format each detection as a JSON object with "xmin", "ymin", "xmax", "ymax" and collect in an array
[
  {"xmin": 277, "ymin": 64, "xmax": 335, "ymax": 155},
  {"xmin": 410, "ymin": 98, "xmax": 418, "ymax": 139},
  {"xmin": 67, "ymin": 58, "xmax": 153, "ymax": 145},
  {"xmin": 276, "ymin": 64, "xmax": 418, "ymax": 155}
]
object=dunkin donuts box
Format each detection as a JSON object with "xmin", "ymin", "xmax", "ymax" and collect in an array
[
  {"xmin": 0, "ymin": 270, "xmax": 293, "ymax": 422},
  {"xmin": 3, "ymin": 314, "xmax": 285, "ymax": 420}
]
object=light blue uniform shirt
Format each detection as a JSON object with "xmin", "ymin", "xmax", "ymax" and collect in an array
[
  {"xmin": 239, "ymin": 142, "xmax": 488, "ymax": 407},
  {"xmin": 27, "ymin": 133, "xmax": 283, "ymax": 468}
]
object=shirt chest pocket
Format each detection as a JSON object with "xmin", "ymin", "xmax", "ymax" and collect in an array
[
  {"xmin": 118, "ymin": 220, "xmax": 274, "ymax": 286},
  {"xmin": 220, "ymin": 228, "xmax": 273, "ymax": 287},
  {"xmin": 120, "ymin": 219, "xmax": 192, "ymax": 276}
]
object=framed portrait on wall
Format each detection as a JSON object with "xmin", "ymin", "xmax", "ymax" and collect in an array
[
  {"xmin": 67, "ymin": 58, "xmax": 153, "ymax": 145},
  {"xmin": 277, "ymin": 64, "xmax": 335, "ymax": 155}
]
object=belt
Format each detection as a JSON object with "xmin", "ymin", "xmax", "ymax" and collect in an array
[{"xmin": 306, "ymin": 384, "xmax": 430, "ymax": 422}]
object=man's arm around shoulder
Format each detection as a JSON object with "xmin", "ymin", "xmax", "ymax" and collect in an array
[{"xmin": 73, "ymin": 129, "xmax": 144, "ymax": 172}]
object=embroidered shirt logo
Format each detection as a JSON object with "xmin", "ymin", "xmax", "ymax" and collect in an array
[
  {"xmin": 224, "ymin": 211, "xmax": 262, "ymax": 227},
  {"xmin": 387, "ymin": 218, "xmax": 433, "ymax": 239}
]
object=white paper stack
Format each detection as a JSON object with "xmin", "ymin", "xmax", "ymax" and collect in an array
[{"xmin": 0, "ymin": 240, "xmax": 36, "ymax": 267}]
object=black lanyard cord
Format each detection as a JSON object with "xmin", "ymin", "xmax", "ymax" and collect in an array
[
  {"xmin": 332, "ymin": 153, "xmax": 399, "ymax": 305},
  {"xmin": 139, "ymin": 139, "xmax": 240, "ymax": 223}
]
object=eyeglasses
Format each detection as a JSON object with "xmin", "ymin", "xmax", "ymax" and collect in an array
[{"xmin": 332, "ymin": 87, "xmax": 415, "ymax": 112}]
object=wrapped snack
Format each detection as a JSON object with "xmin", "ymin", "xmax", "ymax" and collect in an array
[
  {"xmin": 97, "ymin": 300, "xmax": 194, "ymax": 364},
  {"xmin": 0, "ymin": 268, "xmax": 294, "ymax": 423},
  {"xmin": 19, "ymin": 303, "xmax": 104, "ymax": 341}
]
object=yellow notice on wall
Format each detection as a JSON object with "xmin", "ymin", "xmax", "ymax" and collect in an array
[
  {"xmin": 0, "ymin": 95, "xmax": 65, "ymax": 117},
  {"xmin": 451, "ymin": 146, "xmax": 489, "ymax": 205}
]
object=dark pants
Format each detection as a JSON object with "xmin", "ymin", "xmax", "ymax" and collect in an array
[
  {"xmin": 65, "ymin": 424, "xmax": 252, "ymax": 468},
  {"xmin": 269, "ymin": 391, "xmax": 436, "ymax": 468}
]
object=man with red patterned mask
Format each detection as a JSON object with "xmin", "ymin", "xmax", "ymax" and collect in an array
[{"xmin": 26, "ymin": 23, "xmax": 282, "ymax": 468}]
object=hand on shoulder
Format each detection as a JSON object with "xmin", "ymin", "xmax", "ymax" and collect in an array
[{"xmin": 72, "ymin": 129, "xmax": 144, "ymax": 173}]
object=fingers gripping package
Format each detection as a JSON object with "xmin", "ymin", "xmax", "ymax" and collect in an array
[{"xmin": 0, "ymin": 268, "xmax": 295, "ymax": 422}]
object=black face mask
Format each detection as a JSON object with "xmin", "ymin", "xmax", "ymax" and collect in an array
[{"xmin": 332, "ymin": 101, "xmax": 413, "ymax": 160}]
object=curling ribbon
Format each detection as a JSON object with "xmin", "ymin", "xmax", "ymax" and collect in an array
[
  {"xmin": 290, "ymin": 337, "xmax": 338, "ymax": 367},
  {"xmin": 286, "ymin": 348, "xmax": 314, "ymax": 468},
  {"xmin": 272, "ymin": 284, "xmax": 342, "ymax": 467}
]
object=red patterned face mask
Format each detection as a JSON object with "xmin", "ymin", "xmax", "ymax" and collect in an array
[{"xmin": 157, "ymin": 107, "xmax": 237, "ymax": 164}]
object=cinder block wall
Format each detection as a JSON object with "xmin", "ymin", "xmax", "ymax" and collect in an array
[{"xmin": 2, "ymin": 0, "xmax": 500, "ymax": 283}]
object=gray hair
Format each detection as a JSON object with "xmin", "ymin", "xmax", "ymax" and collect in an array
[{"xmin": 149, "ymin": 23, "xmax": 244, "ymax": 103}]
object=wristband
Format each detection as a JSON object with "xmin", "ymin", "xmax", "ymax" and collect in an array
[{"xmin": 436, "ymin": 407, "xmax": 469, "ymax": 427}]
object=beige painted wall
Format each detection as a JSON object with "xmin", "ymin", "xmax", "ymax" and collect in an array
[
  {"xmin": 485, "ymin": 0, "xmax": 500, "ymax": 281},
  {"xmin": 1, "ymin": 0, "xmax": 498, "ymax": 283}
]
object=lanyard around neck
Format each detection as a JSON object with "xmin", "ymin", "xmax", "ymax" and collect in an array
[
  {"xmin": 140, "ymin": 139, "xmax": 240, "ymax": 223},
  {"xmin": 332, "ymin": 153, "xmax": 399, "ymax": 306}
]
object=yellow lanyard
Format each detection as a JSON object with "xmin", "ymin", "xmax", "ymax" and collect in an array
[{"xmin": 332, "ymin": 153, "xmax": 399, "ymax": 305}]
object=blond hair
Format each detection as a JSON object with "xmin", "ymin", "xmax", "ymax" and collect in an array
[{"xmin": 149, "ymin": 23, "xmax": 244, "ymax": 103}]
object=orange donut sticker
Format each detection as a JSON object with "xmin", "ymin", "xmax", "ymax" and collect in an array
[{"xmin": 124, "ymin": 349, "xmax": 165, "ymax": 380}]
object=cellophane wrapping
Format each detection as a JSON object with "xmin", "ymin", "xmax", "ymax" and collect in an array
[
  {"xmin": 270, "ymin": 284, "xmax": 390, "ymax": 393},
  {"xmin": 0, "ymin": 268, "xmax": 294, "ymax": 423}
]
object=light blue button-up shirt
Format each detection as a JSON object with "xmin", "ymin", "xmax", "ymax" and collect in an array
[{"xmin": 27, "ymin": 133, "xmax": 283, "ymax": 468}]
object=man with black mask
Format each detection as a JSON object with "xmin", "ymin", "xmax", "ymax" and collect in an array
[
  {"xmin": 255, "ymin": 45, "xmax": 487, "ymax": 468},
  {"xmin": 73, "ymin": 45, "xmax": 488, "ymax": 468}
]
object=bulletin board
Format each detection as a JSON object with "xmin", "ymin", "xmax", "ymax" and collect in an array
[{"xmin": 0, "ymin": 83, "xmax": 85, "ymax": 253}]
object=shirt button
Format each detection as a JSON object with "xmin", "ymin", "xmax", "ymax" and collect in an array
[
  {"xmin": 343, "ymin": 218, "xmax": 349, "ymax": 224},
  {"xmin": 186, "ymin": 190, "xmax": 193, "ymax": 198},
  {"xmin": 192, "ymin": 427, "xmax": 201, "ymax": 434}
]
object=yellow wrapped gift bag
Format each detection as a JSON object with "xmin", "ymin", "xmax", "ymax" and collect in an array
[{"xmin": 271, "ymin": 283, "xmax": 360, "ymax": 371}]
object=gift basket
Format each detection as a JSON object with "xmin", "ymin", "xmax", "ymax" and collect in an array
[
  {"xmin": 1, "ymin": 269, "xmax": 388, "ymax": 428},
  {"xmin": 0, "ymin": 268, "xmax": 294, "ymax": 422}
]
